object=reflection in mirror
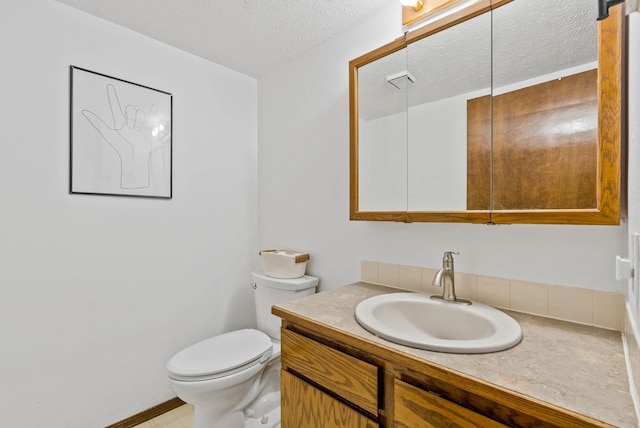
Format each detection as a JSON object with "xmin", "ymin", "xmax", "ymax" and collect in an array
[
  {"xmin": 485, "ymin": 0, "xmax": 599, "ymax": 210},
  {"xmin": 358, "ymin": 47, "xmax": 408, "ymax": 212},
  {"xmin": 407, "ymin": 11, "xmax": 491, "ymax": 211}
]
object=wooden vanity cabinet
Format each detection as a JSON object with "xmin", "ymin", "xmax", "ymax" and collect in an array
[
  {"xmin": 281, "ymin": 371, "xmax": 378, "ymax": 428},
  {"xmin": 393, "ymin": 379, "xmax": 506, "ymax": 427},
  {"xmin": 280, "ymin": 328, "xmax": 378, "ymax": 428},
  {"xmin": 279, "ymin": 321, "xmax": 614, "ymax": 428}
]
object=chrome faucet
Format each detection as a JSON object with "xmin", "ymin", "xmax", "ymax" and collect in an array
[{"xmin": 431, "ymin": 251, "xmax": 472, "ymax": 305}]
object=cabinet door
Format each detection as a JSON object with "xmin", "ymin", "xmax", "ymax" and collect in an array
[
  {"xmin": 281, "ymin": 370, "xmax": 378, "ymax": 428},
  {"xmin": 281, "ymin": 329, "xmax": 378, "ymax": 414},
  {"xmin": 394, "ymin": 379, "xmax": 507, "ymax": 428}
]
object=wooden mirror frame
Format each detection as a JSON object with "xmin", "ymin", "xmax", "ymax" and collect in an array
[{"xmin": 349, "ymin": 0, "xmax": 623, "ymax": 225}]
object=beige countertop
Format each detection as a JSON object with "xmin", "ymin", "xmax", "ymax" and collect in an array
[{"xmin": 274, "ymin": 282, "xmax": 637, "ymax": 428}]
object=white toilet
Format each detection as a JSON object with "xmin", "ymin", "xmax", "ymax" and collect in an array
[{"xmin": 167, "ymin": 271, "xmax": 318, "ymax": 428}]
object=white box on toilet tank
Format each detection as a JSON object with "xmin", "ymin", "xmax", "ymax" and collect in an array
[
  {"xmin": 252, "ymin": 271, "xmax": 318, "ymax": 339},
  {"xmin": 259, "ymin": 249, "xmax": 309, "ymax": 278}
]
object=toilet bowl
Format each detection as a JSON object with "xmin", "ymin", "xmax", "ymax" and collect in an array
[{"xmin": 167, "ymin": 272, "xmax": 318, "ymax": 428}]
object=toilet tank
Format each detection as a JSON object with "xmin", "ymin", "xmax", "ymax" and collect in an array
[{"xmin": 252, "ymin": 271, "xmax": 318, "ymax": 339}]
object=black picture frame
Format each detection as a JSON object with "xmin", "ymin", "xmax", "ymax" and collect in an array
[{"xmin": 70, "ymin": 66, "xmax": 172, "ymax": 199}]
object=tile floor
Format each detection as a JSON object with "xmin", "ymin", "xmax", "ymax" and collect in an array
[{"xmin": 132, "ymin": 404, "xmax": 194, "ymax": 428}]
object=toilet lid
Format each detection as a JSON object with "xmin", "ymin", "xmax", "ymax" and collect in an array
[{"xmin": 167, "ymin": 329, "xmax": 273, "ymax": 380}]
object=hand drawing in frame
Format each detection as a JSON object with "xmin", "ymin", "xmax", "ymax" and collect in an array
[{"xmin": 70, "ymin": 66, "xmax": 172, "ymax": 198}]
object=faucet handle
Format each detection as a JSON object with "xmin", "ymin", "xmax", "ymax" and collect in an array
[
  {"xmin": 443, "ymin": 251, "xmax": 459, "ymax": 260},
  {"xmin": 442, "ymin": 251, "xmax": 459, "ymax": 269}
]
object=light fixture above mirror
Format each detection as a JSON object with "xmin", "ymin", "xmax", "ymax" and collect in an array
[
  {"xmin": 401, "ymin": 0, "xmax": 463, "ymax": 26},
  {"xmin": 400, "ymin": 0, "xmax": 424, "ymax": 11}
]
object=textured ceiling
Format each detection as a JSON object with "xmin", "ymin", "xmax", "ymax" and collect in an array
[
  {"xmin": 54, "ymin": 0, "xmax": 398, "ymax": 78},
  {"xmin": 54, "ymin": 0, "xmax": 599, "ymax": 113}
]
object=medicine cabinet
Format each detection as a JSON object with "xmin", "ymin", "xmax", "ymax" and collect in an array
[{"xmin": 349, "ymin": 0, "xmax": 623, "ymax": 224}]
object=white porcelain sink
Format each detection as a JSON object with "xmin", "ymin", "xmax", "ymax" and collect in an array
[{"xmin": 355, "ymin": 292, "xmax": 522, "ymax": 354}]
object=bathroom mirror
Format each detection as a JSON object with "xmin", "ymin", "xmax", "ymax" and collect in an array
[{"xmin": 350, "ymin": 0, "xmax": 623, "ymax": 224}]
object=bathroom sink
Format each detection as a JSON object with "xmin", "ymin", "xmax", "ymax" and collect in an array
[{"xmin": 355, "ymin": 292, "xmax": 522, "ymax": 354}]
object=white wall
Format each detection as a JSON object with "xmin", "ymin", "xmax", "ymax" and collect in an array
[
  {"xmin": 626, "ymin": 9, "xmax": 640, "ymax": 401},
  {"xmin": 258, "ymin": 4, "xmax": 625, "ymax": 294},
  {"xmin": 629, "ymin": 11, "xmax": 640, "ymax": 324},
  {"xmin": 0, "ymin": 1, "xmax": 258, "ymax": 426}
]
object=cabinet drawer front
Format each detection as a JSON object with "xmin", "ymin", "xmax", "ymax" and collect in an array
[
  {"xmin": 281, "ymin": 329, "xmax": 378, "ymax": 415},
  {"xmin": 282, "ymin": 371, "xmax": 379, "ymax": 428},
  {"xmin": 394, "ymin": 379, "xmax": 507, "ymax": 428}
]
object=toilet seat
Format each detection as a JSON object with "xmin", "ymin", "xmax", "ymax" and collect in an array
[{"xmin": 168, "ymin": 329, "xmax": 273, "ymax": 382}]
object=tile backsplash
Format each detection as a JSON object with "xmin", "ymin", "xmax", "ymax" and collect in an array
[{"xmin": 361, "ymin": 260, "xmax": 624, "ymax": 331}]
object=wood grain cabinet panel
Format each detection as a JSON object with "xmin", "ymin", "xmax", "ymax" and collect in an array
[
  {"xmin": 281, "ymin": 329, "xmax": 378, "ymax": 415},
  {"xmin": 281, "ymin": 370, "xmax": 378, "ymax": 428},
  {"xmin": 394, "ymin": 379, "xmax": 507, "ymax": 428}
]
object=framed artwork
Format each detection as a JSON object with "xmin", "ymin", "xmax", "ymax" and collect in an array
[{"xmin": 70, "ymin": 66, "xmax": 172, "ymax": 198}]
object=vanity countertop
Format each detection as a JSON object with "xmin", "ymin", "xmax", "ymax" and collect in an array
[{"xmin": 273, "ymin": 282, "xmax": 637, "ymax": 428}]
